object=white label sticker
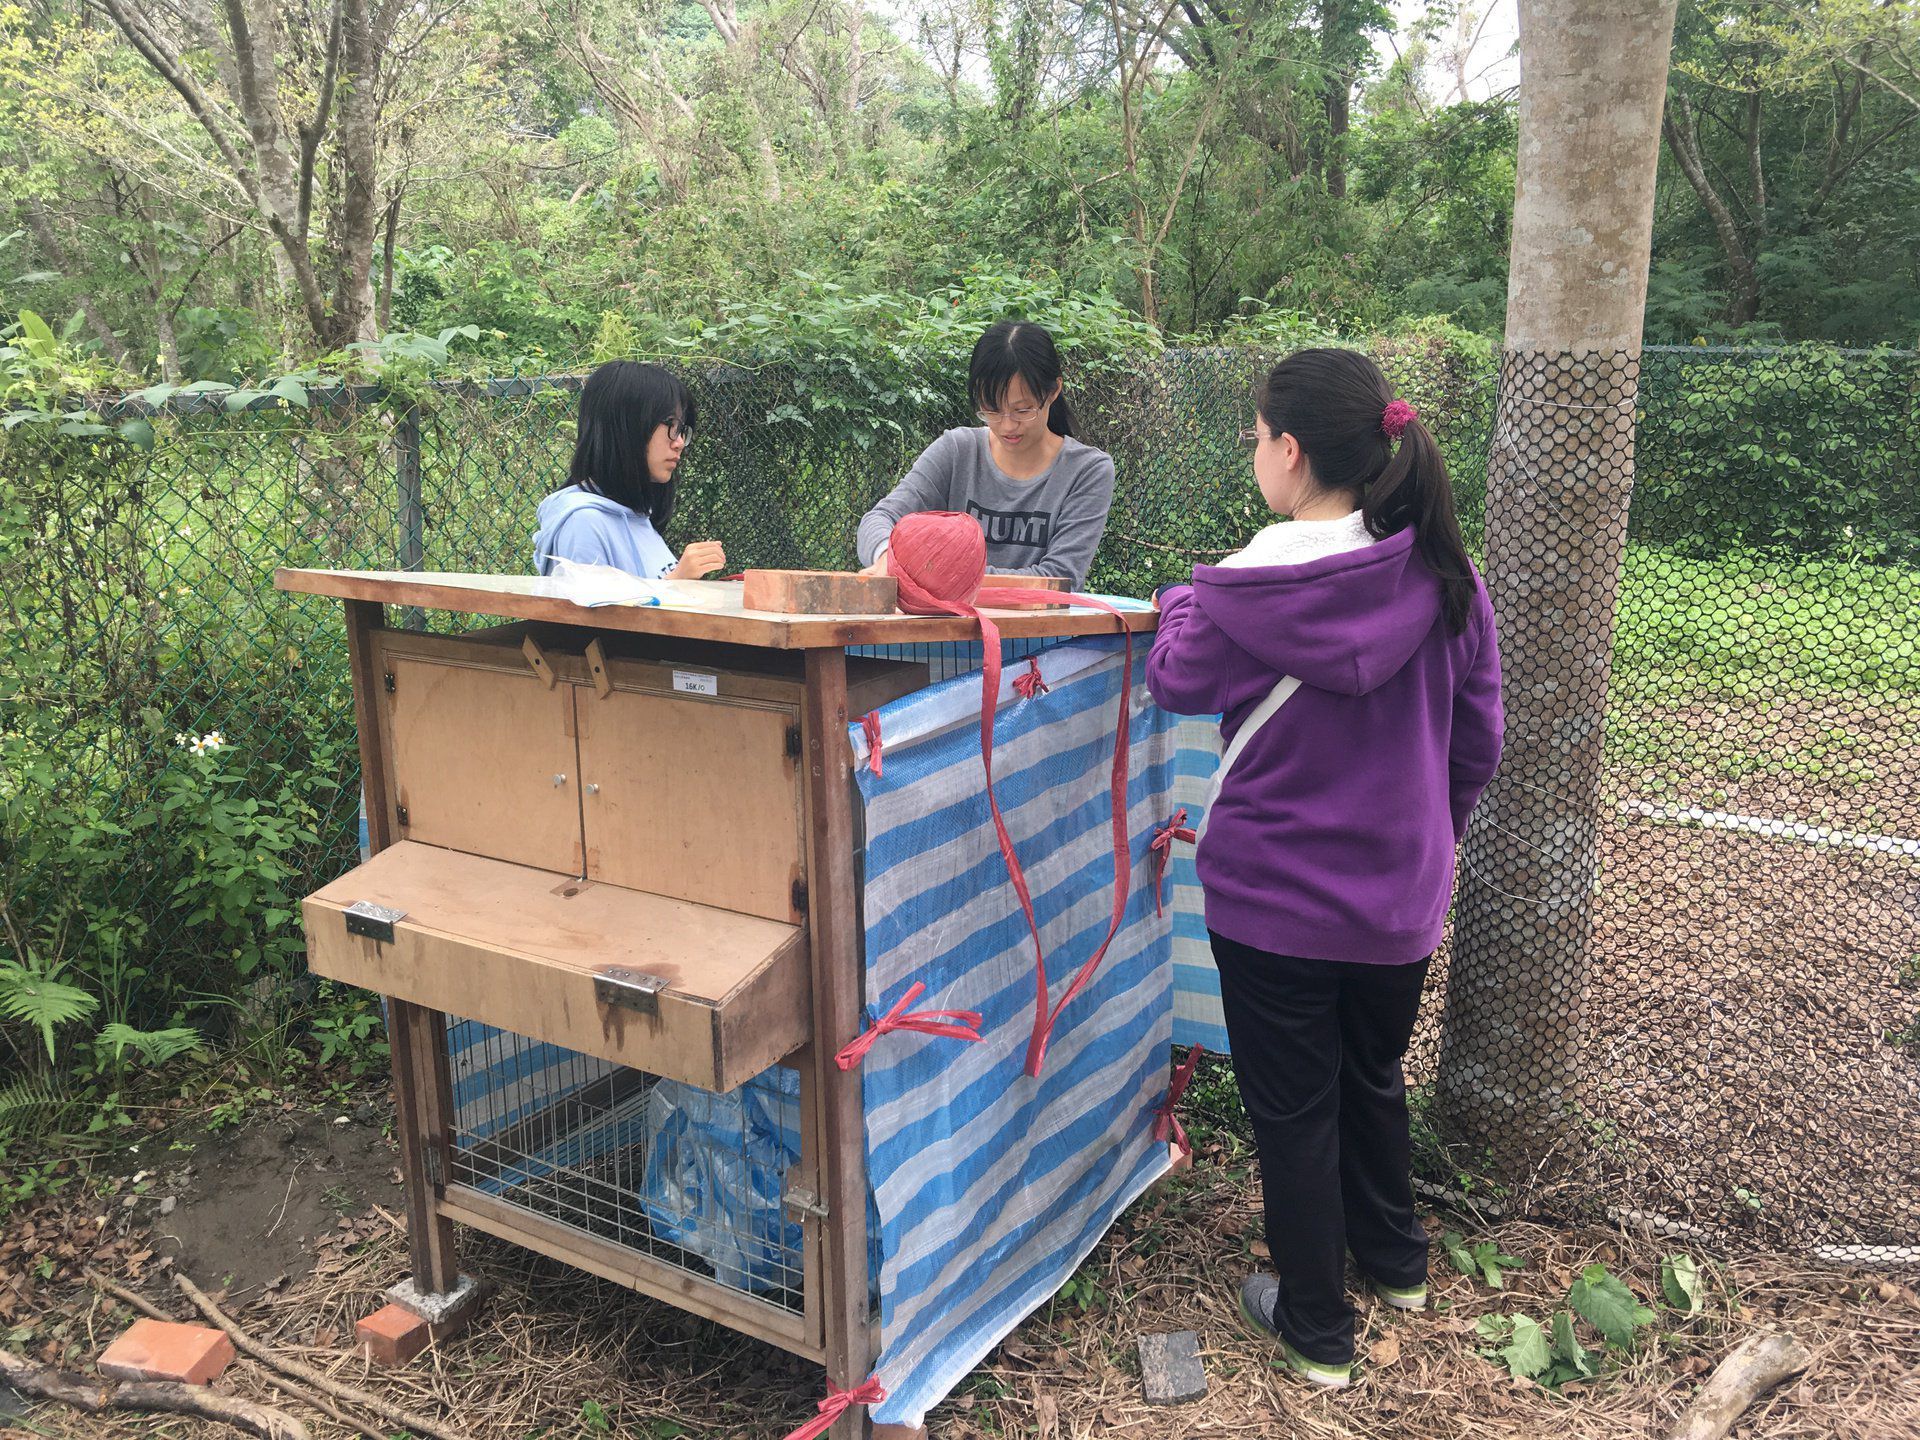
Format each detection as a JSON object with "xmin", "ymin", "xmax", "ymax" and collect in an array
[{"xmin": 672, "ymin": 670, "xmax": 719, "ymax": 696}]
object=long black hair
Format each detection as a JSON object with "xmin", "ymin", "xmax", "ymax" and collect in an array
[
  {"xmin": 1257, "ymin": 347, "xmax": 1477, "ymax": 633},
  {"xmin": 568, "ymin": 360, "xmax": 696, "ymax": 533},
  {"xmin": 968, "ymin": 321, "xmax": 1076, "ymax": 437}
]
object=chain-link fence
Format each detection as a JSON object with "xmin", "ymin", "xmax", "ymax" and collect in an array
[{"xmin": 2, "ymin": 341, "xmax": 1915, "ymax": 1266}]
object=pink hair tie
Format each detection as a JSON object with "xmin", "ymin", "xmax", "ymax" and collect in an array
[{"xmin": 1381, "ymin": 398, "xmax": 1418, "ymax": 442}]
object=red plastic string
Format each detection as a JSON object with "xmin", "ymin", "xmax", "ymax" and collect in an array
[
  {"xmin": 861, "ymin": 710, "xmax": 884, "ymax": 778},
  {"xmin": 835, "ymin": 981, "xmax": 985, "ymax": 1071},
  {"xmin": 1149, "ymin": 808, "xmax": 1197, "ymax": 919},
  {"xmin": 1153, "ymin": 1045, "xmax": 1205, "ymax": 1158},
  {"xmin": 888, "ymin": 512, "xmax": 1136, "ymax": 1079},
  {"xmin": 1013, "ymin": 657, "xmax": 1049, "ymax": 699},
  {"xmin": 779, "ymin": 1376, "xmax": 887, "ymax": 1440}
]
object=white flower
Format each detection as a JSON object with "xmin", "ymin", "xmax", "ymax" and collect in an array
[
  {"xmin": 181, "ymin": 523, "xmax": 193, "ymax": 537},
  {"xmin": 190, "ymin": 737, "xmax": 208, "ymax": 755},
  {"xmin": 174, "ymin": 732, "xmax": 189, "ymax": 747}
]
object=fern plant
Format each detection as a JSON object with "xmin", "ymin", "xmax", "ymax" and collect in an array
[{"xmin": 0, "ymin": 956, "xmax": 98, "ymax": 1064}]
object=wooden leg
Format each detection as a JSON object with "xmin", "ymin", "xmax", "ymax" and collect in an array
[
  {"xmin": 801, "ymin": 649, "xmax": 873, "ymax": 1440},
  {"xmin": 344, "ymin": 599, "xmax": 459, "ymax": 1295},
  {"xmin": 388, "ymin": 999, "xmax": 460, "ymax": 1294}
]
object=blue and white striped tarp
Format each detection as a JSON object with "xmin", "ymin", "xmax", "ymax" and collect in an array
[
  {"xmin": 847, "ymin": 637, "xmax": 1181, "ymax": 1429},
  {"xmin": 1168, "ymin": 716, "xmax": 1228, "ymax": 1052}
]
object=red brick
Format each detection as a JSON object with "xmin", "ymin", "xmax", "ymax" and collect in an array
[
  {"xmin": 872, "ymin": 1426, "xmax": 929, "ymax": 1439},
  {"xmin": 355, "ymin": 1304, "xmax": 433, "ymax": 1366},
  {"xmin": 98, "ymin": 1319, "xmax": 235, "ymax": 1386}
]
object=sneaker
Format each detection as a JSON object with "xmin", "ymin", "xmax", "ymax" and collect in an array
[
  {"xmin": 1237, "ymin": 1274, "xmax": 1352, "ymax": 1389},
  {"xmin": 1367, "ymin": 1277, "xmax": 1428, "ymax": 1312}
]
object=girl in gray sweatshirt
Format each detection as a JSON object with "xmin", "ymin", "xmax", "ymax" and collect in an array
[{"xmin": 857, "ymin": 322, "xmax": 1116, "ymax": 589}]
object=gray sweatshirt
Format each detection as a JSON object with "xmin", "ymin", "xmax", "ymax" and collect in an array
[{"xmin": 855, "ymin": 427, "xmax": 1116, "ymax": 588}]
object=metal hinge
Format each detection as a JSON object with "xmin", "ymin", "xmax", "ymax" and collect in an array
[
  {"xmin": 594, "ymin": 967, "xmax": 669, "ymax": 1016},
  {"xmin": 790, "ymin": 878, "xmax": 808, "ymax": 916},
  {"xmin": 785, "ymin": 724, "xmax": 803, "ymax": 760},
  {"xmin": 383, "ymin": 671, "xmax": 396, "ymax": 694},
  {"xmin": 783, "ymin": 1186, "xmax": 829, "ymax": 1220},
  {"xmin": 423, "ymin": 1146, "xmax": 444, "ymax": 1187},
  {"xmin": 395, "ymin": 804, "xmax": 410, "ymax": 828},
  {"xmin": 343, "ymin": 900, "xmax": 406, "ymax": 944}
]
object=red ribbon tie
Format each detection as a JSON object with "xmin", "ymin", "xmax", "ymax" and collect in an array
[
  {"xmin": 860, "ymin": 710, "xmax": 884, "ymax": 778},
  {"xmin": 1013, "ymin": 657, "xmax": 1049, "ymax": 699},
  {"xmin": 835, "ymin": 981, "xmax": 985, "ymax": 1071},
  {"xmin": 1150, "ymin": 808, "xmax": 1197, "ymax": 918},
  {"xmin": 1153, "ymin": 1045, "xmax": 1205, "ymax": 1158},
  {"xmin": 781, "ymin": 1376, "xmax": 888, "ymax": 1440}
]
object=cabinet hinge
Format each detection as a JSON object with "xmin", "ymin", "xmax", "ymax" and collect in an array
[
  {"xmin": 785, "ymin": 724, "xmax": 803, "ymax": 760},
  {"xmin": 382, "ymin": 671, "xmax": 396, "ymax": 694},
  {"xmin": 790, "ymin": 878, "xmax": 808, "ymax": 916},
  {"xmin": 395, "ymin": 804, "xmax": 410, "ymax": 828},
  {"xmin": 422, "ymin": 1146, "xmax": 444, "ymax": 1187}
]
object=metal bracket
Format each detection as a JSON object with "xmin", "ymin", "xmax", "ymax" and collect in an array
[
  {"xmin": 422, "ymin": 1145, "xmax": 445, "ymax": 1187},
  {"xmin": 593, "ymin": 967, "xmax": 669, "ymax": 1016},
  {"xmin": 783, "ymin": 1186, "xmax": 829, "ymax": 1220},
  {"xmin": 343, "ymin": 900, "xmax": 406, "ymax": 944}
]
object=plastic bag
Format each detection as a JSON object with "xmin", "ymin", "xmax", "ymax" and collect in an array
[{"xmin": 639, "ymin": 1068, "xmax": 803, "ymax": 1293}]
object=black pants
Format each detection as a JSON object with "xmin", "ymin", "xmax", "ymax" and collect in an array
[{"xmin": 1210, "ymin": 931, "xmax": 1431, "ymax": 1364}]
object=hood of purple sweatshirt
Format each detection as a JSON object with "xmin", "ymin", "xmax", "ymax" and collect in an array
[
  {"xmin": 1148, "ymin": 524, "xmax": 1504, "ymax": 966},
  {"xmin": 1190, "ymin": 527, "xmax": 1441, "ymax": 696}
]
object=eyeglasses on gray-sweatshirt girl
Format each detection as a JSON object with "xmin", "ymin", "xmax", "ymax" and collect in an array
[{"xmin": 855, "ymin": 322, "xmax": 1116, "ymax": 590}]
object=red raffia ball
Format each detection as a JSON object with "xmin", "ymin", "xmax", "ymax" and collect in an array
[{"xmin": 890, "ymin": 511, "xmax": 986, "ymax": 616}]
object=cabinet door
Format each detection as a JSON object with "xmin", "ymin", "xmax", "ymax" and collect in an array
[
  {"xmin": 577, "ymin": 689, "xmax": 804, "ymax": 922},
  {"xmin": 385, "ymin": 656, "xmax": 583, "ymax": 875}
]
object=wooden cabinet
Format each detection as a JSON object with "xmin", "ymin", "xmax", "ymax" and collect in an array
[{"xmin": 312, "ymin": 622, "xmax": 924, "ymax": 1091}]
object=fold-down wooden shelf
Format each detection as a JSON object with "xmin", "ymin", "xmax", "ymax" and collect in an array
[{"xmin": 306, "ymin": 842, "xmax": 810, "ymax": 1092}]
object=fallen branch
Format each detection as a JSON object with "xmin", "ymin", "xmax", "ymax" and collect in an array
[
  {"xmin": 172, "ymin": 1272, "xmax": 475, "ymax": 1440},
  {"xmin": 84, "ymin": 1267, "xmax": 177, "ymax": 1322},
  {"xmin": 83, "ymin": 1269, "xmax": 400, "ymax": 1440},
  {"xmin": 0, "ymin": 1346, "xmax": 309, "ymax": 1440},
  {"xmin": 249, "ymin": 1363, "xmax": 393, "ymax": 1440},
  {"xmin": 1666, "ymin": 1331, "xmax": 1814, "ymax": 1440}
]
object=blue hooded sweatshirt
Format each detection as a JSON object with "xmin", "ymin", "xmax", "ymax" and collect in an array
[{"xmin": 531, "ymin": 486, "xmax": 676, "ymax": 578}]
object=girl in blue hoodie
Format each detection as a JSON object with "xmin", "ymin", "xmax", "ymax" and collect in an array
[
  {"xmin": 1148, "ymin": 349, "xmax": 1503, "ymax": 1388},
  {"xmin": 532, "ymin": 361, "xmax": 727, "ymax": 580}
]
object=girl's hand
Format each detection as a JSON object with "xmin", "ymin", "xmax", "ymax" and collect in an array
[
  {"xmin": 671, "ymin": 541, "xmax": 727, "ymax": 579},
  {"xmin": 858, "ymin": 548, "xmax": 891, "ymax": 579}
]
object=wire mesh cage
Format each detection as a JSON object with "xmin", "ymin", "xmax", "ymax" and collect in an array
[{"xmin": 444, "ymin": 1020, "xmax": 808, "ymax": 1310}]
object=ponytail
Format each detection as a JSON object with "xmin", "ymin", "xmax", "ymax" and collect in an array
[
  {"xmin": 1364, "ymin": 414, "xmax": 1475, "ymax": 634},
  {"xmin": 1048, "ymin": 393, "xmax": 1076, "ymax": 438},
  {"xmin": 1257, "ymin": 347, "xmax": 1477, "ymax": 634}
]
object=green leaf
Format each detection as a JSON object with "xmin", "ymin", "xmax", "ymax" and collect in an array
[
  {"xmin": 1550, "ymin": 1310, "xmax": 1598, "ymax": 1380},
  {"xmin": 97, "ymin": 1023, "xmax": 202, "ymax": 1066},
  {"xmin": 1444, "ymin": 1231, "xmax": 1476, "ymax": 1278},
  {"xmin": 0, "ymin": 967, "xmax": 99, "ymax": 1063},
  {"xmin": 135, "ymin": 382, "xmax": 181, "ymax": 408},
  {"xmin": 12, "ymin": 270, "xmax": 60, "ymax": 285},
  {"xmin": 117, "ymin": 417, "xmax": 155, "ymax": 449},
  {"xmin": 268, "ymin": 377, "xmax": 309, "ymax": 407},
  {"xmin": 55, "ymin": 420, "xmax": 110, "ymax": 437},
  {"xmin": 1498, "ymin": 1315, "xmax": 1552, "ymax": 1379},
  {"xmin": 1660, "ymin": 1254, "xmax": 1705, "ymax": 1314},
  {"xmin": 1569, "ymin": 1264, "xmax": 1655, "ymax": 1349},
  {"xmin": 1474, "ymin": 1241, "xmax": 1525, "ymax": 1289},
  {"xmin": 18, "ymin": 309, "xmax": 55, "ymax": 353}
]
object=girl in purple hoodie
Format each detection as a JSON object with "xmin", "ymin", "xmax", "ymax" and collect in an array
[{"xmin": 1147, "ymin": 348, "xmax": 1503, "ymax": 1388}]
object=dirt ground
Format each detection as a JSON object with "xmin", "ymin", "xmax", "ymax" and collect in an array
[{"xmin": 6, "ymin": 1100, "xmax": 1919, "ymax": 1440}]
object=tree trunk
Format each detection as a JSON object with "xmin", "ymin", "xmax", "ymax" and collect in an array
[
  {"xmin": 1436, "ymin": 0, "xmax": 1678, "ymax": 1165},
  {"xmin": 1317, "ymin": 0, "xmax": 1353, "ymax": 197},
  {"xmin": 1661, "ymin": 95, "xmax": 1761, "ymax": 326}
]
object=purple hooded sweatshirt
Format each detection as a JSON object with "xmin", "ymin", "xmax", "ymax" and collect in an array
[{"xmin": 1148, "ymin": 525, "xmax": 1503, "ymax": 965}]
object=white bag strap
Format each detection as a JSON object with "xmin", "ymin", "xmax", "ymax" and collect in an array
[{"xmin": 1194, "ymin": 674, "xmax": 1301, "ymax": 845}]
